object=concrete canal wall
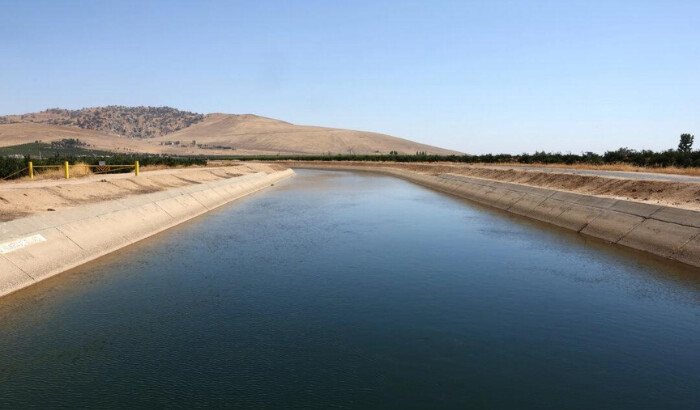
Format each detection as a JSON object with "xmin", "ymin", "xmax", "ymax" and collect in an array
[
  {"xmin": 0, "ymin": 169, "xmax": 294, "ymax": 297},
  {"xmin": 296, "ymin": 164, "xmax": 700, "ymax": 268}
]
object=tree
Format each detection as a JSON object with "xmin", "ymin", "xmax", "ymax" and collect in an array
[{"xmin": 678, "ymin": 133, "xmax": 694, "ymax": 153}]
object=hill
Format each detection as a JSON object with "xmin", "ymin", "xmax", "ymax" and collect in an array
[
  {"xmin": 153, "ymin": 113, "xmax": 460, "ymax": 155},
  {"xmin": 0, "ymin": 106, "xmax": 204, "ymax": 139},
  {"xmin": 0, "ymin": 107, "xmax": 461, "ymax": 155},
  {"xmin": 0, "ymin": 122, "xmax": 168, "ymax": 154}
]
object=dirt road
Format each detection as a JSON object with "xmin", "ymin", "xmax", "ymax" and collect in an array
[{"xmin": 481, "ymin": 165, "xmax": 700, "ymax": 183}]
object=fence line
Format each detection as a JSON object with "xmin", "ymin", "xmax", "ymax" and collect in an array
[
  {"xmin": 1, "ymin": 167, "xmax": 29, "ymax": 181},
  {"xmin": 1, "ymin": 161, "xmax": 140, "ymax": 181}
]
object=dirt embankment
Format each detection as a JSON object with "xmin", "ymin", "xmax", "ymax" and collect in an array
[
  {"xmin": 282, "ymin": 161, "xmax": 700, "ymax": 211},
  {"xmin": 0, "ymin": 163, "xmax": 288, "ymax": 221},
  {"xmin": 470, "ymin": 162, "xmax": 700, "ymax": 177}
]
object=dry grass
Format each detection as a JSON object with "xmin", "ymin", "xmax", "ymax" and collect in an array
[
  {"xmin": 9, "ymin": 163, "xmax": 206, "ymax": 182},
  {"xmin": 0, "ymin": 114, "xmax": 460, "ymax": 156},
  {"xmin": 149, "ymin": 113, "xmax": 462, "ymax": 155},
  {"xmin": 30, "ymin": 162, "xmax": 94, "ymax": 180},
  {"xmin": 479, "ymin": 162, "xmax": 700, "ymax": 176}
]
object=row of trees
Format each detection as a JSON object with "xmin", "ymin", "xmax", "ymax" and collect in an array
[
  {"xmin": 216, "ymin": 134, "xmax": 698, "ymax": 167},
  {"xmin": 214, "ymin": 150, "xmax": 697, "ymax": 167},
  {"xmin": 2, "ymin": 135, "xmax": 696, "ymax": 179}
]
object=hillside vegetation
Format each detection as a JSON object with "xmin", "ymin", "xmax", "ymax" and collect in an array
[{"xmin": 0, "ymin": 106, "xmax": 204, "ymax": 139}]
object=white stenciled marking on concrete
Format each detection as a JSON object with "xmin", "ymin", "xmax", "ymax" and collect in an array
[{"xmin": 0, "ymin": 234, "xmax": 47, "ymax": 254}]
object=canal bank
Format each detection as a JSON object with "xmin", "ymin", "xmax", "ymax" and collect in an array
[
  {"xmin": 0, "ymin": 168, "xmax": 294, "ymax": 297},
  {"xmin": 289, "ymin": 163, "xmax": 700, "ymax": 268},
  {"xmin": 2, "ymin": 169, "xmax": 699, "ymax": 408}
]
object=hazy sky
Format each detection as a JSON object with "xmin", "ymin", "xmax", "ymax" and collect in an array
[{"xmin": 2, "ymin": 0, "xmax": 698, "ymax": 154}]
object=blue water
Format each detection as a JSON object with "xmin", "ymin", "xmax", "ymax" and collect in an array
[{"xmin": 1, "ymin": 169, "xmax": 699, "ymax": 408}]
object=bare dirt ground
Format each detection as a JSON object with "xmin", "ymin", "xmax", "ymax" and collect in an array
[
  {"xmin": 479, "ymin": 163, "xmax": 700, "ymax": 178},
  {"xmin": 280, "ymin": 161, "xmax": 700, "ymax": 211},
  {"xmin": 0, "ymin": 163, "xmax": 287, "ymax": 222}
]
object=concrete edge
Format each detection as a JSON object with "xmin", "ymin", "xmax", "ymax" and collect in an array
[{"xmin": 0, "ymin": 169, "xmax": 295, "ymax": 298}]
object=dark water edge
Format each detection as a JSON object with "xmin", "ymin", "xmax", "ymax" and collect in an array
[{"xmin": 1, "ymin": 169, "xmax": 699, "ymax": 409}]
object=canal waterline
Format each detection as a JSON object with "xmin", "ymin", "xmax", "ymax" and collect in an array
[{"xmin": 1, "ymin": 169, "xmax": 699, "ymax": 408}]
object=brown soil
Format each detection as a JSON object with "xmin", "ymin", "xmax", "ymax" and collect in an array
[{"xmin": 481, "ymin": 162, "xmax": 700, "ymax": 177}]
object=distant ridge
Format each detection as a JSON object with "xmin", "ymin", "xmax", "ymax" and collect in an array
[
  {"xmin": 0, "ymin": 106, "xmax": 461, "ymax": 155},
  {"xmin": 0, "ymin": 106, "xmax": 204, "ymax": 139}
]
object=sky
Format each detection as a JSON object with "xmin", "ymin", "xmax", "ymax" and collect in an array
[{"xmin": 1, "ymin": 0, "xmax": 698, "ymax": 154}]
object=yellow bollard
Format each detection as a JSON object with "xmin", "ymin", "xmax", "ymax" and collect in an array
[
  {"xmin": 64, "ymin": 161, "xmax": 70, "ymax": 179},
  {"xmin": 135, "ymin": 160, "xmax": 140, "ymax": 177},
  {"xmin": 28, "ymin": 161, "xmax": 34, "ymax": 180}
]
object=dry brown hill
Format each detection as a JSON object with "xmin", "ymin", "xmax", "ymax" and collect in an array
[
  {"xmin": 153, "ymin": 113, "xmax": 460, "ymax": 155},
  {"xmin": 0, "ymin": 122, "xmax": 159, "ymax": 153},
  {"xmin": 0, "ymin": 106, "xmax": 204, "ymax": 139},
  {"xmin": 0, "ymin": 107, "xmax": 461, "ymax": 155}
]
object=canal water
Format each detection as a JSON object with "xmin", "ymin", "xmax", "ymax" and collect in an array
[{"xmin": 1, "ymin": 169, "xmax": 699, "ymax": 408}]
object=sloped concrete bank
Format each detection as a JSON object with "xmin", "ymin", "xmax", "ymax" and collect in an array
[
  {"xmin": 296, "ymin": 164, "xmax": 700, "ymax": 268},
  {"xmin": 0, "ymin": 169, "xmax": 294, "ymax": 298}
]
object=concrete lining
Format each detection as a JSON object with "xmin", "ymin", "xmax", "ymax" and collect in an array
[
  {"xmin": 580, "ymin": 211, "xmax": 645, "ymax": 243},
  {"xmin": 618, "ymin": 219, "xmax": 700, "ymax": 258},
  {"xmin": 0, "ymin": 169, "xmax": 294, "ymax": 298},
  {"xmin": 294, "ymin": 164, "xmax": 700, "ymax": 268},
  {"xmin": 674, "ymin": 235, "xmax": 700, "ymax": 267},
  {"xmin": 0, "ymin": 258, "xmax": 34, "ymax": 295}
]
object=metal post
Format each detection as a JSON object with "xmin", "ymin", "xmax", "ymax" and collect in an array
[
  {"xmin": 135, "ymin": 160, "xmax": 140, "ymax": 176},
  {"xmin": 64, "ymin": 161, "xmax": 70, "ymax": 179},
  {"xmin": 28, "ymin": 161, "xmax": 34, "ymax": 180}
]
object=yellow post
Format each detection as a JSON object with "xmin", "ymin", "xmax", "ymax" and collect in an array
[
  {"xmin": 64, "ymin": 161, "xmax": 70, "ymax": 179},
  {"xmin": 135, "ymin": 160, "xmax": 140, "ymax": 176},
  {"xmin": 28, "ymin": 161, "xmax": 34, "ymax": 180}
]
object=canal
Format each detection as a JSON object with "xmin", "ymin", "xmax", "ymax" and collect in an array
[{"xmin": 1, "ymin": 169, "xmax": 699, "ymax": 408}]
